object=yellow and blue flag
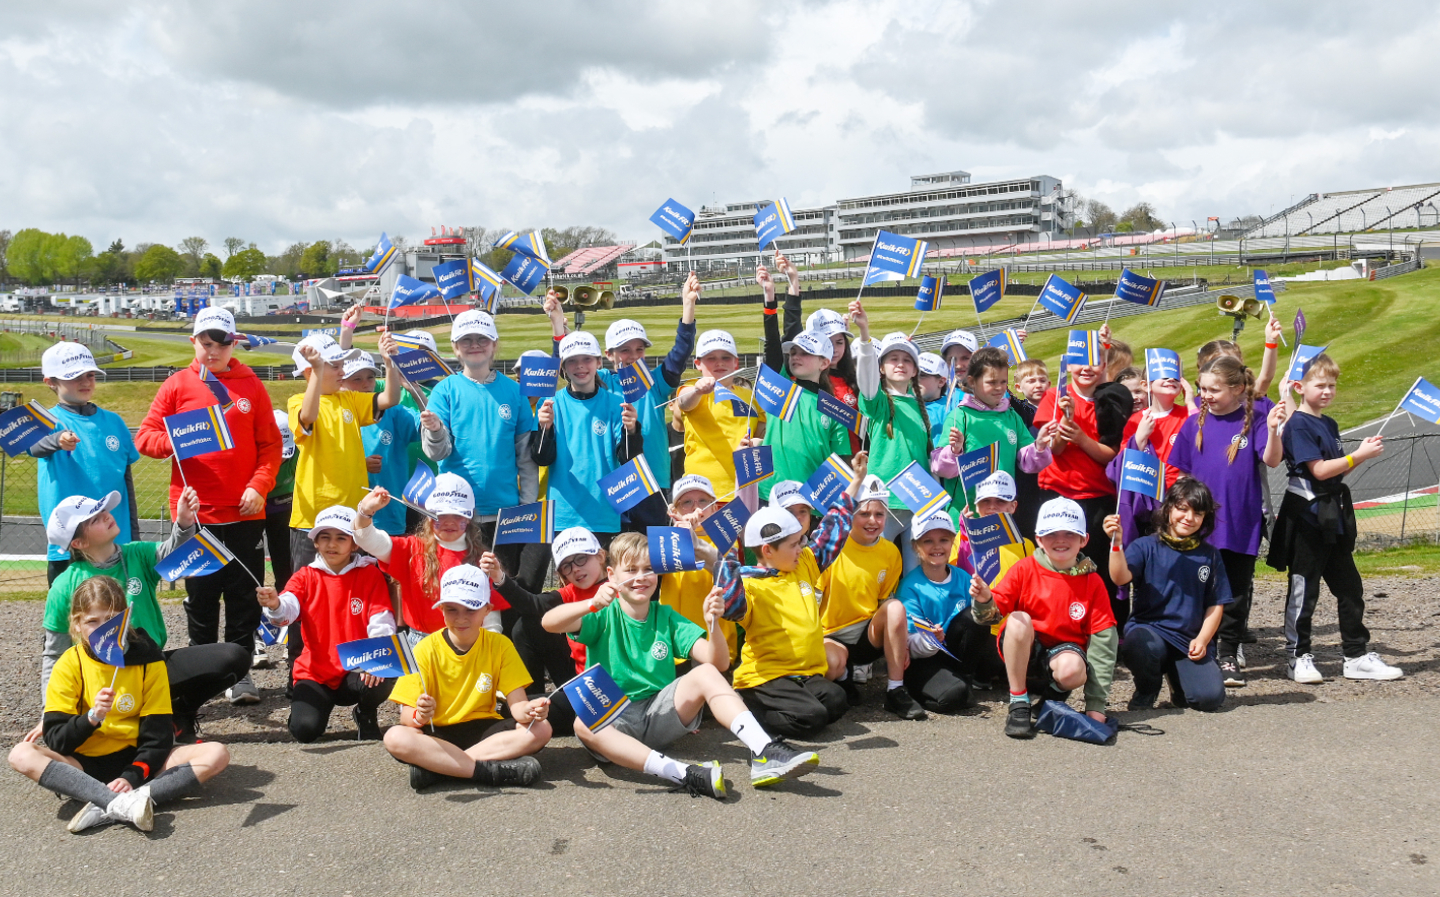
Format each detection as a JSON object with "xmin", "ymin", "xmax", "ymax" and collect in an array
[
  {"xmin": 1118, "ymin": 449, "xmax": 1167, "ymax": 501},
  {"xmin": 864, "ymin": 230, "xmax": 929, "ymax": 286},
  {"xmin": 468, "ymin": 258, "xmax": 505, "ymax": 309},
  {"xmin": 337, "ymin": 634, "xmax": 420, "ymax": 679},
  {"xmin": 1115, "ymin": 268, "xmax": 1166, "ymax": 307},
  {"xmin": 647, "ymin": 526, "xmax": 704, "ymax": 574},
  {"xmin": 494, "ymin": 231, "xmax": 552, "ymax": 269},
  {"xmin": 561, "ymin": 664, "xmax": 631, "ymax": 733},
  {"xmin": 431, "ymin": 259, "xmax": 471, "ymax": 302},
  {"xmin": 494, "ymin": 500, "xmax": 556, "ymax": 545},
  {"xmin": 88, "ymin": 606, "xmax": 132, "ymax": 667},
  {"xmin": 1145, "ymin": 348, "xmax": 1182, "ymax": 383},
  {"xmin": 155, "ymin": 527, "xmax": 238, "ymax": 581},
  {"xmin": 390, "ymin": 274, "xmax": 442, "ymax": 310},
  {"xmin": 754, "ymin": 198, "xmax": 796, "ymax": 251},
  {"xmin": 914, "ymin": 275, "xmax": 945, "ymax": 312},
  {"xmin": 1254, "ymin": 269, "xmax": 1276, "ymax": 305},
  {"xmin": 816, "ymin": 390, "xmax": 864, "ymax": 434},
  {"xmin": 165, "ymin": 406, "xmax": 236, "ymax": 460},
  {"xmin": 501, "ymin": 253, "xmax": 547, "ymax": 295},
  {"xmin": 0, "ymin": 400, "xmax": 59, "ymax": 457},
  {"xmin": 733, "ymin": 444, "xmax": 775, "ymax": 489},
  {"xmin": 955, "ymin": 442, "xmax": 999, "ymax": 495},
  {"xmin": 887, "ymin": 462, "xmax": 950, "ymax": 518},
  {"xmin": 1038, "ymin": 274, "xmax": 1087, "ymax": 323},
  {"xmin": 985, "ymin": 329, "xmax": 1027, "ymax": 364},
  {"xmin": 969, "ymin": 268, "xmax": 1007, "ymax": 313},
  {"xmin": 803, "ymin": 453, "xmax": 855, "ymax": 511},
  {"xmin": 700, "ymin": 499, "xmax": 751, "ymax": 555},
  {"xmin": 650, "ymin": 198, "xmax": 695, "ymax": 245},
  {"xmin": 600, "ymin": 455, "xmax": 660, "ymax": 513},
  {"xmin": 200, "ymin": 366, "xmax": 233, "ymax": 412},
  {"xmin": 1064, "ymin": 330, "xmax": 1103, "ymax": 368},
  {"xmin": 364, "ymin": 233, "xmax": 398, "ymax": 275},
  {"xmin": 1397, "ymin": 377, "xmax": 1440, "ymax": 426},
  {"xmin": 753, "ymin": 364, "xmax": 802, "ymax": 422},
  {"xmin": 615, "ymin": 361, "xmax": 656, "ymax": 404}
]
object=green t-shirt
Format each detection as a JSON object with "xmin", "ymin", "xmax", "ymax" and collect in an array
[
  {"xmin": 858, "ymin": 388, "xmax": 933, "ymax": 509},
  {"xmin": 760, "ymin": 388, "xmax": 852, "ymax": 499},
  {"xmin": 44, "ymin": 542, "xmax": 167, "ymax": 649},
  {"xmin": 269, "ymin": 453, "xmax": 298, "ymax": 499},
  {"xmin": 571, "ymin": 600, "xmax": 706, "ymax": 701},
  {"xmin": 939, "ymin": 403, "xmax": 1034, "ymax": 517}
]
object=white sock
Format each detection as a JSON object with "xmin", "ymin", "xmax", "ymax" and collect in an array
[
  {"xmin": 837, "ymin": 668, "xmax": 850, "ymax": 681},
  {"xmin": 728, "ymin": 710, "xmax": 772, "ymax": 754},
  {"xmin": 888, "ymin": 679, "xmax": 904, "ymax": 691},
  {"xmin": 642, "ymin": 750, "xmax": 687, "ymax": 784}
]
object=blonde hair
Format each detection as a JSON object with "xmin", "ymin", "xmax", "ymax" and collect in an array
[
  {"xmin": 1197, "ymin": 339, "xmax": 1242, "ymax": 371},
  {"xmin": 1014, "ymin": 359, "xmax": 1048, "ymax": 382},
  {"xmin": 607, "ymin": 533, "xmax": 649, "ymax": 571},
  {"xmin": 1106, "ymin": 338, "xmax": 1133, "ymax": 381},
  {"xmin": 69, "ymin": 576, "xmax": 127, "ymax": 647},
  {"xmin": 556, "ymin": 548, "xmax": 606, "ymax": 587},
  {"xmin": 1194, "ymin": 356, "xmax": 1256, "ymax": 464},
  {"xmin": 1301, "ymin": 353, "xmax": 1340, "ymax": 384}
]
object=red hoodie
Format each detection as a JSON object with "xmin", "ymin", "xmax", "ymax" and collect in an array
[{"xmin": 135, "ymin": 359, "xmax": 283, "ymax": 523}]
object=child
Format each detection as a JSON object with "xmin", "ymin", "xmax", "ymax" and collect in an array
[
  {"xmin": 896, "ymin": 511, "xmax": 987, "ymax": 713},
  {"xmin": 1167, "ymin": 356, "xmax": 1286, "ymax": 687},
  {"xmin": 10, "ymin": 577, "xmax": 230, "ymax": 834},
  {"xmin": 818, "ymin": 475, "xmax": 919, "ymax": 719},
  {"xmin": 1107, "ymin": 363, "xmax": 1190, "ymax": 543},
  {"xmin": 659, "ymin": 474, "xmax": 739, "ymax": 664},
  {"xmin": 1010, "ymin": 359, "xmax": 1050, "ymax": 539},
  {"xmin": 256, "ymin": 506, "xmax": 397, "ymax": 743},
  {"xmin": 32, "ymin": 342, "xmax": 139, "ymax": 585},
  {"xmin": 675, "ymin": 330, "xmax": 766, "ymax": 500},
  {"xmin": 264, "ymin": 410, "xmax": 298, "ymax": 599},
  {"xmin": 543, "ymin": 533, "xmax": 819, "ymax": 799},
  {"xmin": 715, "ymin": 452, "xmax": 869, "ymax": 739},
  {"xmin": 940, "ymin": 330, "xmax": 979, "ymax": 386},
  {"xmin": 1114, "ymin": 367, "xmax": 1147, "ymax": 413},
  {"xmin": 1195, "ymin": 315, "xmax": 1283, "ymax": 402},
  {"xmin": 970, "ymin": 498, "xmax": 1118, "ymax": 739},
  {"xmin": 42, "ymin": 488, "xmax": 250, "ymax": 744},
  {"xmin": 769, "ymin": 480, "xmax": 818, "ymax": 537},
  {"xmin": 1104, "ymin": 478, "xmax": 1230, "ymax": 711},
  {"xmin": 345, "ymin": 351, "xmax": 422, "ymax": 537},
  {"xmin": 805, "ymin": 305, "xmax": 861, "ymax": 453},
  {"xmin": 1267, "ymin": 354, "xmax": 1402, "ymax": 683},
  {"xmin": 384, "ymin": 565, "xmax": 550, "ymax": 791},
  {"xmin": 918, "ymin": 352, "xmax": 950, "ymax": 443}
]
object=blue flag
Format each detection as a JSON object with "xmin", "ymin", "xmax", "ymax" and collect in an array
[
  {"xmin": 1064, "ymin": 330, "xmax": 1103, "ymax": 368},
  {"xmin": 517, "ymin": 355, "xmax": 560, "ymax": 398},
  {"xmin": 815, "ymin": 390, "xmax": 864, "ymax": 435},
  {"xmin": 887, "ymin": 462, "xmax": 950, "ymax": 518},
  {"xmin": 733, "ymin": 445, "xmax": 775, "ymax": 489},
  {"xmin": 165, "ymin": 407, "xmax": 236, "ymax": 460},
  {"xmin": 914, "ymin": 275, "xmax": 945, "ymax": 312},
  {"xmin": 753, "ymin": 199, "xmax": 795, "ymax": 251},
  {"xmin": 1293, "ymin": 307, "xmax": 1307, "ymax": 345},
  {"xmin": 969, "ymin": 269, "xmax": 1007, "ymax": 313},
  {"xmin": 87, "ymin": 606, "xmax": 131, "ymax": 667},
  {"xmin": 155, "ymin": 528, "xmax": 238, "ymax": 581},
  {"xmin": 1038, "ymin": 274, "xmax": 1087, "ymax": 323},
  {"xmin": 615, "ymin": 362, "xmax": 655, "ymax": 405},
  {"xmin": 337, "ymin": 634, "xmax": 420, "ymax": 679},
  {"xmin": 392, "ymin": 348, "xmax": 452, "ymax": 383},
  {"xmin": 1116, "ymin": 269, "xmax": 1166, "ymax": 307},
  {"xmin": 803, "ymin": 454, "xmax": 855, "ymax": 512},
  {"xmin": 650, "ymin": 198, "xmax": 695, "ymax": 245},
  {"xmin": 1397, "ymin": 377, "xmax": 1440, "ymax": 425},
  {"xmin": 648, "ymin": 526, "xmax": 704, "ymax": 574},
  {"xmin": 238, "ymin": 333, "xmax": 279, "ymax": 350},
  {"xmin": 494, "ymin": 231, "xmax": 551, "ymax": 268},
  {"xmin": 1286, "ymin": 344, "xmax": 1330, "ymax": 382},
  {"xmin": 700, "ymin": 499, "xmax": 751, "ymax": 556},
  {"xmin": 713, "ymin": 382, "xmax": 757, "ymax": 418},
  {"xmin": 0, "ymin": 401, "xmax": 59, "ymax": 457},
  {"xmin": 468, "ymin": 259, "xmax": 505, "ymax": 307},
  {"xmin": 1118, "ymin": 449, "xmax": 1166, "ymax": 501},
  {"xmin": 986, "ymin": 329, "xmax": 1027, "ymax": 364},
  {"xmin": 954, "ymin": 442, "xmax": 999, "ymax": 495},
  {"xmin": 256, "ymin": 619, "xmax": 288, "ymax": 647},
  {"xmin": 494, "ymin": 501, "xmax": 556, "ymax": 545},
  {"xmin": 1254, "ymin": 269, "xmax": 1276, "ymax": 305},
  {"xmin": 501, "ymin": 253, "xmax": 547, "ymax": 295},
  {"xmin": 561, "ymin": 664, "xmax": 631, "ymax": 733},
  {"xmin": 364, "ymin": 233, "xmax": 398, "ymax": 275},
  {"xmin": 402, "ymin": 463, "xmax": 437, "ymax": 510},
  {"xmin": 1145, "ymin": 348, "xmax": 1182, "ymax": 383},
  {"xmin": 863, "ymin": 230, "xmax": 929, "ymax": 286},
  {"xmin": 600, "ymin": 456, "xmax": 661, "ymax": 513},
  {"xmin": 391, "ymin": 274, "xmax": 441, "ymax": 310},
  {"xmin": 200, "ymin": 367, "xmax": 233, "ymax": 412},
  {"xmin": 966, "ymin": 513, "xmax": 1022, "ymax": 557},
  {"xmin": 752, "ymin": 365, "xmax": 801, "ymax": 422},
  {"xmin": 431, "ymin": 259, "xmax": 471, "ymax": 302}
]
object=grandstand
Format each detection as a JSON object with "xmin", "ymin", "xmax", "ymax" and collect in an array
[
  {"xmin": 549, "ymin": 244, "xmax": 636, "ymax": 278},
  {"xmin": 1246, "ymin": 182, "xmax": 1440, "ymax": 237}
]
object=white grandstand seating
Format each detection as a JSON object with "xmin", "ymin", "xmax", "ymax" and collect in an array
[{"xmin": 1247, "ymin": 183, "xmax": 1440, "ymax": 237}]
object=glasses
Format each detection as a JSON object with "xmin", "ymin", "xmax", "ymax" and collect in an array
[{"xmin": 557, "ymin": 555, "xmax": 589, "ymax": 576}]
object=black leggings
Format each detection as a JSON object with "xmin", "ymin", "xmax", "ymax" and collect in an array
[
  {"xmin": 1217, "ymin": 549, "xmax": 1256, "ymax": 656},
  {"xmin": 164, "ymin": 643, "xmax": 251, "ymax": 719},
  {"xmin": 264, "ymin": 499, "xmax": 293, "ymax": 592},
  {"xmin": 183, "ymin": 518, "xmax": 266, "ymax": 653},
  {"xmin": 289, "ymin": 673, "xmax": 394, "ymax": 743}
]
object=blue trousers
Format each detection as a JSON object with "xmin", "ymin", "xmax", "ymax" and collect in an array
[{"xmin": 1121, "ymin": 624, "xmax": 1225, "ymax": 711}]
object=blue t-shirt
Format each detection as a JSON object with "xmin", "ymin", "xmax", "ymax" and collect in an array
[
  {"xmin": 427, "ymin": 372, "xmax": 537, "ymax": 517},
  {"xmin": 550, "ymin": 388, "xmax": 629, "ymax": 533},
  {"xmin": 1282, "ymin": 410, "xmax": 1345, "ymax": 531},
  {"xmin": 896, "ymin": 564, "xmax": 973, "ymax": 634},
  {"xmin": 598, "ymin": 361, "xmax": 676, "ymax": 489},
  {"xmin": 362, "ymin": 403, "xmax": 421, "ymax": 535},
  {"xmin": 925, "ymin": 398, "xmax": 948, "ymax": 443},
  {"xmin": 1122, "ymin": 535, "xmax": 1233, "ymax": 653},
  {"xmin": 36, "ymin": 406, "xmax": 139, "ymax": 561}
]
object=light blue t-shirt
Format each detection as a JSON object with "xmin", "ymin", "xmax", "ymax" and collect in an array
[
  {"xmin": 550, "ymin": 388, "xmax": 628, "ymax": 533},
  {"xmin": 926, "ymin": 397, "xmax": 948, "ymax": 444},
  {"xmin": 362, "ymin": 403, "xmax": 421, "ymax": 535},
  {"xmin": 428, "ymin": 372, "xmax": 537, "ymax": 517},
  {"xmin": 36, "ymin": 405, "xmax": 139, "ymax": 561},
  {"xmin": 599, "ymin": 361, "xmax": 675, "ymax": 489},
  {"xmin": 897, "ymin": 564, "xmax": 974, "ymax": 634}
]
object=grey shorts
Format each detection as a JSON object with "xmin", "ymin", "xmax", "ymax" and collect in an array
[
  {"xmin": 588, "ymin": 677, "xmax": 703, "ymax": 761},
  {"xmin": 827, "ymin": 619, "xmax": 884, "ymax": 665}
]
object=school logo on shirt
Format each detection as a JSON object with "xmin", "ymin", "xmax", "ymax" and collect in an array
[
  {"xmin": 474, "ymin": 673, "xmax": 493, "ymax": 695},
  {"xmin": 1231, "ymin": 434, "xmax": 1249, "ymax": 450},
  {"xmin": 1006, "ymin": 429, "xmax": 1017, "ymax": 446},
  {"xmin": 844, "ymin": 394, "xmax": 857, "ymax": 407},
  {"xmin": 649, "ymin": 641, "xmax": 669, "ymax": 661},
  {"xmin": 1169, "ymin": 433, "xmax": 1178, "ymax": 446},
  {"xmin": 1199, "ymin": 565, "xmax": 1211, "ymax": 583},
  {"xmin": 877, "ymin": 570, "xmax": 887, "ymax": 584},
  {"xmin": 350, "ymin": 596, "xmax": 363, "ymax": 615},
  {"xmin": 591, "ymin": 419, "xmax": 607, "ymax": 435},
  {"xmin": 498, "ymin": 404, "xmax": 513, "ymax": 421},
  {"xmin": 105, "ymin": 435, "xmax": 120, "ymax": 452},
  {"xmin": 115, "ymin": 693, "xmax": 136, "ymax": 714},
  {"xmin": 799, "ymin": 581, "xmax": 815, "ymax": 603},
  {"xmin": 342, "ymin": 409, "xmax": 354, "ymax": 424},
  {"xmin": 1068, "ymin": 601, "xmax": 1086, "ymax": 621},
  {"xmin": 236, "ymin": 398, "xmax": 252, "ymax": 414},
  {"xmin": 379, "ymin": 431, "xmax": 392, "ymax": 445},
  {"xmin": 126, "ymin": 577, "xmax": 142, "ymax": 596}
]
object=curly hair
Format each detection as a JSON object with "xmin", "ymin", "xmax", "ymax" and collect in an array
[{"xmin": 1151, "ymin": 476, "xmax": 1218, "ymax": 542}]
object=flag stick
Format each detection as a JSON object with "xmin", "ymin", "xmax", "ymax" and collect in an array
[
  {"xmin": 1103, "ymin": 298, "xmax": 1116, "ymax": 327},
  {"xmin": 973, "ymin": 303, "xmax": 987, "ymax": 342},
  {"xmin": 166, "ymin": 431, "xmax": 192, "ymax": 490},
  {"xmin": 1022, "ymin": 294, "xmax": 1042, "ymax": 329},
  {"xmin": 1375, "ymin": 377, "xmax": 1420, "ymax": 437},
  {"xmin": 909, "ymin": 312, "xmax": 926, "ymax": 339}
]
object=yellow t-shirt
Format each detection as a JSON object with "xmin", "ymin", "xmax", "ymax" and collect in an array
[
  {"xmin": 44, "ymin": 646, "xmax": 171, "ymax": 757},
  {"xmin": 390, "ymin": 629, "xmax": 532, "ymax": 726},
  {"xmin": 681, "ymin": 386, "xmax": 764, "ymax": 497},
  {"xmin": 289, "ymin": 390, "xmax": 377, "ymax": 528},
  {"xmin": 731, "ymin": 549, "xmax": 827, "ymax": 690},
  {"xmin": 818, "ymin": 535, "xmax": 902, "ymax": 634},
  {"xmin": 659, "ymin": 535, "xmax": 739, "ymax": 664}
]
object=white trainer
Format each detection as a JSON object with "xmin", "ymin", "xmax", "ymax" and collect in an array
[
  {"xmin": 251, "ymin": 641, "xmax": 272, "ymax": 671},
  {"xmin": 1289, "ymin": 653, "xmax": 1323, "ymax": 684},
  {"xmin": 67, "ymin": 802, "xmax": 110, "ymax": 834},
  {"xmin": 104, "ymin": 786, "xmax": 154, "ymax": 832},
  {"xmin": 1343, "ymin": 652, "xmax": 1403, "ymax": 681},
  {"xmin": 852, "ymin": 663, "xmax": 872, "ymax": 684}
]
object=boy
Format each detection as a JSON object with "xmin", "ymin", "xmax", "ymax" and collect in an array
[
  {"xmin": 769, "ymin": 480, "xmax": 817, "ymax": 536},
  {"xmin": 675, "ymin": 330, "xmax": 766, "ymax": 499},
  {"xmin": 1011, "ymin": 359, "xmax": 1049, "ymax": 539},
  {"xmin": 970, "ymin": 497, "xmax": 1118, "ymax": 739},
  {"xmin": 543, "ymin": 533, "xmax": 818, "ymax": 800},
  {"xmin": 715, "ymin": 452, "xmax": 869, "ymax": 739},
  {"xmin": 659, "ymin": 474, "xmax": 739, "ymax": 663},
  {"xmin": 896, "ymin": 511, "xmax": 981, "ymax": 712},
  {"xmin": 384, "ymin": 565, "xmax": 550, "ymax": 791},
  {"xmin": 31, "ymin": 342, "xmax": 140, "ymax": 585},
  {"xmin": 343, "ymin": 350, "xmax": 422, "ymax": 537},
  {"xmin": 1267, "ymin": 354, "xmax": 1401, "ymax": 683},
  {"xmin": 818, "ymin": 475, "xmax": 920, "ymax": 719}
]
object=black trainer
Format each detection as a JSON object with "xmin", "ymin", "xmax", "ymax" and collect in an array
[
  {"xmin": 475, "ymin": 756, "xmax": 542, "ymax": 787},
  {"xmin": 673, "ymin": 762, "xmax": 726, "ymax": 800},
  {"xmin": 1004, "ymin": 702, "xmax": 1036, "ymax": 738},
  {"xmin": 352, "ymin": 706, "xmax": 383, "ymax": 741},
  {"xmin": 1127, "ymin": 692, "xmax": 1159, "ymax": 712},
  {"xmin": 409, "ymin": 764, "xmax": 447, "ymax": 791},
  {"xmin": 173, "ymin": 714, "xmax": 202, "ymax": 745},
  {"xmin": 839, "ymin": 675, "xmax": 862, "ymax": 706},
  {"xmin": 1218, "ymin": 655, "xmax": 1246, "ymax": 688},
  {"xmin": 884, "ymin": 685, "xmax": 927, "ymax": 720}
]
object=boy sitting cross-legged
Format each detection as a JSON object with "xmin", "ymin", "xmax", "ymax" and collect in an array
[{"xmin": 542, "ymin": 533, "xmax": 818, "ymax": 801}]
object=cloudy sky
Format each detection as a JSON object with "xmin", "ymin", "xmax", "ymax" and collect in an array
[{"xmin": 4, "ymin": 1, "xmax": 1439, "ymax": 254}]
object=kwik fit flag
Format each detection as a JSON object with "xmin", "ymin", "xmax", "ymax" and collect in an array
[
  {"xmin": 713, "ymin": 382, "xmax": 757, "ymax": 417},
  {"xmin": 969, "ymin": 269, "xmax": 1007, "ymax": 314},
  {"xmin": 1064, "ymin": 330, "xmax": 1103, "ymax": 368},
  {"xmin": 986, "ymin": 330, "xmax": 1027, "ymax": 364},
  {"xmin": 733, "ymin": 445, "xmax": 775, "ymax": 489},
  {"xmin": 966, "ymin": 513, "xmax": 1022, "ymax": 557},
  {"xmin": 1038, "ymin": 274, "xmax": 1087, "ymax": 323},
  {"xmin": 364, "ymin": 233, "xmax": 398, "ymax": 275},
  {"xmin": 165, "ymin": 407, "xmax": 236, "ymax": 460},
  {"xmin": 863, "ymin": 230, "xmax": 929, "ymax": 286},
  {"xmin": 517, "ymin": 354, "xmax": 560, "ymax": 398},
  {"xmin": 700, "ymin": 499, "xmax": 751, "ymax": 555},
  {"xmin": 0, "ymin": 401, "xmax": 59, "ymax": 457},
  {"xmin": 816, "ymin": 391, "xmax": 865, "ymax": 435},
  {"xmin": 1286, "ymin": 344, "xmax": 1330, "ymax": 382},
  {"xmin": 914, "ymin": 275, "xmax": 945, "ymax": 312},
  {"xmin": 599, "ymin": 456, "xmax": 660, "ymax": 513},
  {"xmin": 1293, "ymin": 307, "xmax": 1307, "ymax": 344},
  {"xmin": 155, "ymin": 528, "xmax": 238, "ymax": 581},
  {"xmin": 753, "ymin": 199, "xmax": 796, "ymax": 251},
  {"xmin": 1115, "ymin": 269, "xmax": 1166, "ymax": 307},
  {"xmin": 468, "ymin": 259, "xmax": 505, "ymax": 307},
  {"xmin": 561, "ymin": 665, "xmax": 630, "ymax": 733},
  {"xmin": 1396, "ymin": 377, "xmax": 1440, "ymax": 425},
  {"xmin": 392, "ymin": 348, "xmax": 452, "ymax": 383},
  {"xmin": 200, "ymin": 366, "xmax": 233, "ymax": 411},
  {"xmin": 1254, "ymin": 269, "xmax": 1277, "ymax": 306},
  {"xmin": 803, "ymin": 454, "xmax": 855, "ymax": 512},
  {"xmin": 752, "ymin": 365, "xmax": 802, "ymax": 422},
  {"xmin": 650, "ymin": 198, "xmax": 695, "ymax": 245},
  {"xmin": 337, "ymin": 634, "xmax": 420, "ymax": 679},
  {"xmin": 402, "ymin": 463, "xmax": 437, "ymax": 511},
  {"xmin": 955, "ymin": 442, "xmax": 999, "ymax": 495},
  {"xmin": 238, "ymin": 333, "xmax": 279, "ymax": 350},
  {"xmin": 501, "ymin": 253, "xmax": 547, "ymax": 295},
  {"xmin": 494, "ymin": 501, "xmax": 556, "ymax": 546},
  {"xmin": 494, "ymin": 231, "xmax": 551, "ymax": 268},
  {"xmin": 615, "ymin": 361, "xmax": 655, "ymax": 405},
  {"xmin": 390, "ymin": 274, "xmax": 442, "ymax": 310},
  {"xmin": 431, "ymin": 259, "xmax": 471, "ymax": 302},
  {"xmin": 648, "ymin": 526, "xmax": 704, "ymax": 574},
  {"xmin": 256, "ymin": 619, "xmax": 287, "ymax": 647},
  {"xmin": 1118, "ymin": 449, "xmax": 1167, "ymax": 501},
  {"xmin": 1145, "ymin": 348, "xmax": 1182, "ymax": 383},
  {"xmin": 87, "ymin": 606, "xmax": 132, "ymax": 667},
  {"xmin": 887, "ymin": 462, "xmax": 950, "ymax": 518}
]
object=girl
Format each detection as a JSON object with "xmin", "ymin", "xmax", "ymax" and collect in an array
[
  {"xmin": 918, "ymin": 353, "xmax": 950, "ymax": 444},
  {"xmin": 11, "ymin": 577, "xmax": 230, "ymax": 834},
  {"xmin": 1114, "ymin": 367, "xmax": 1147, "ymax": 413},
  {"xmin": 806, "ymin": 306, "xmax": 861, "ymax": 455},
  {"xmin": 1167, "ymin": 356, "xmax": 1287, "ymax": 688},
  {"xmin": 1106, "ymin": 361, "xmax": 1191, "ymax": 544},
  {"xmin": 850, "ymin": 300, "xmax": 932, "ymax": 569},
  {"xmin": 346, "ymin": 351, "xmax": 422, "ymax": 538},
  {"xmin": 1104, "ymin": 477, "xmax": 1230, "ymax": 712},
  {"xmin": 1194, "ymin": 314, "xmax": 1283, "ymax": 405}
]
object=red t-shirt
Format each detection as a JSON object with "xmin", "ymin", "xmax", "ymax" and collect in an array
[
  {"xmin": 1034, "ymin": 387, "xmax": 1115, "ymax": 499},
  {"xmin": 558, "ymin": 580, "xmax": 603, "ymax": 674},
  {"xmin": 282, "ymin": 561, "xmax": 393, "ymax": 688},
  {"xmin": 380, "ymin": 536, "xmax": 510, "ymax": 634},
  {"xmin": 1122, "ymin": 405, "xmax": 1190, "ymax": 489},
  {"xmin": 991, "ymin": 556, "xmax": 1116, "ymax": 649},
  {"xmin": 829, "ymin": 374, "xmax": 861, "ymax": 453}
]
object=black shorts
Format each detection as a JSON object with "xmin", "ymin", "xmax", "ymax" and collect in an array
[
  {"xmin": 430, "ymin": 718, "xmax": 516, "ymax": 750},
  {"xmin": 827, "ymin": 619, "xmax": 884, "ymax": 665},
  {"xmin": 999, "ymin": 635, "xmax": 1085, "ymax": 685},
  {"xmin": 75, "ymin": 746, "xmax": 139, "ymax": 783}
]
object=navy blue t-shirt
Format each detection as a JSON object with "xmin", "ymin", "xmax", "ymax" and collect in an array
[
  {"xmin": 1282, "ymin": 410, "xmax": 1346, "ymax": 529},
  {"xmin": 1123, "ymin": 535, "xmax": 1233, "ymax": 654}
]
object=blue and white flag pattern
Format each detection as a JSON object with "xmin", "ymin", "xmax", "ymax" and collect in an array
[{"xmin": 863, "ymin": 230, "xmax": 929, "ymax": 286}]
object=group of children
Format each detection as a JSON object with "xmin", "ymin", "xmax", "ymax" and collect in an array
[{"xmin": 10, "ymin": 259, "xmax": 1406, "ymax": 831}]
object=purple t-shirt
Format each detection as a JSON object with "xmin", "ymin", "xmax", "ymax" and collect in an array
[{"xmin": 1167, "ymin": 401, "xmax": 1271, "ymax": 555}]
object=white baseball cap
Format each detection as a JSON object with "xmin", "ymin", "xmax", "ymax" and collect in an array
[
  {"xmin": 558, "ymin": 331, "xmax": 602, "ymax": 364},
  {"xmin": 402, "ymin": 329, "xmax": 439, "ymax": 353},
  {"xmin": 770, "ymin": 480, "xmax": 814, "ymax": 511},
  {"xmin": 41, "ymin": 343, "xmax": 103, "ymax": 381},
  {"xmin": 604, "ymin": 319, "xmax": 651, "ymax": 351},
  {"xmin": 942, "ymin": 330, "xmax": 979, "ymax": 355},
  {"xmin": 743, "ymin": 505, "xmax": 803, "ymax": 548},
  {"xmin": 46, "ymin": 491, "xmax": 120, "ymax": 548},
  {"xmin": 917, "ymin": 352, "xmax": 948, "ymax": 378},
  {"xmin": 780, "ymin": 329, "xmax": 830, "ymax": 359},
  {"xmin": 450, "ymin": 309, "xmax": 498, "ymax": 343},
  {"xmin": 855, "ymin": 474, "xmax": 890, "ymax": 506},
  {"xmin": 1035, "ymin": 497, "xmax": 1087, "ymax": 537},
  {"xmin": 671, "ymin": 474, "xmax": 716, "ymax": 502},
  {"xmin": 695, "ymin": 330, "xmax": 738, "ymax": 360},
  {"xmin": 424, "ymin": 473, "xmax": 475, "ymax": 519},
  {"xmin": 512, "ymin": 349, "xmax": 550, "ymax": 372},
  {"xmin": 192, "ymin": 307, "xmax": 237, "ymax": 337},
  {"xmin": 310, "ymin": 506, "xmax": 358, "ymax": 539},
  {"xmin": 911, "ymin": 509, "xmax": 957, "ymax": 541},
  {"xmin": 877, "ymin": 333, "xmax": 920, "ymax": 368},
  {"xmin": 342, "ymin": 350, "xmax": 382, "ymax": 380},
  {"xmin": 291, "ymin": 334, "xmax": 362, "ymax": 377},
  {"xmin": 975, "ymin": 471, "xmax": 1018, "ymax": 503},
  {"xmin": 434, "ymin": 563, "xmax": 492, "ymax": 610},
  {"xmin": 273, "ymin": 409, "xmax": 296, "ymax": 460},
  {"xmin": 806, "ymin": 308, "xmax": 847, "ymax": 339},
  {"xmin": 553, "ymin": 526, "xmax": 602, "ymax": 566}
]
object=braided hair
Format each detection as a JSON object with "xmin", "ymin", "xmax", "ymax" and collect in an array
[
  {"xmin": 882, "ymin": 371, "xmax": 934, "ymax": 456},
  {"xmin": 1193, "ymin": 355, "xmax": 1255, "ymax": 464}
]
